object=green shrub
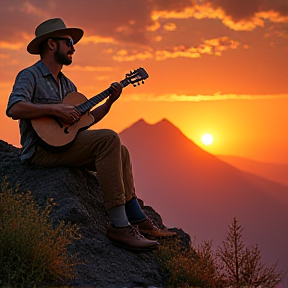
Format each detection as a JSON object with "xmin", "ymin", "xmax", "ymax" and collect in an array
[
  {"xmin": 154, "ymin": 237, "xmax": 221, "ymax": 288},
  {"xmin": 0, "ymin": 181, "xmax": 81, "ymax": 287}
]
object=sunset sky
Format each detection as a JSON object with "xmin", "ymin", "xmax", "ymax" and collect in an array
[{"xmin": 0, "ymin": 0, "xmax": 287, "ymax": 164}]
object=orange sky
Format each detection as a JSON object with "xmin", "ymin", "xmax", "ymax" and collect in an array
[{"xmin": 0, "ymin": 0, "xmax": 288, "ymax": 164}]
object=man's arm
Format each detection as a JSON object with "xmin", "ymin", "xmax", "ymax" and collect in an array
[
  {"xmin": 7, "ymin": 68, "xmax": 81, "ymax": 124},
  {"xmin": 8, "ymin": 81, "xmax": 122, "ymax": 125},
  {"xmin": 90, "ymin": 82, "xmax": 123, "ymax": 124},
  {"xmin": 8, "ymin": 101, "xmax": 81, "ymax": 125}
]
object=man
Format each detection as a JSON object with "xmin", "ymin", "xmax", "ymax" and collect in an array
[{"xmin": 6, "ymin": 18, "xmax": 174, "ymax": 251}]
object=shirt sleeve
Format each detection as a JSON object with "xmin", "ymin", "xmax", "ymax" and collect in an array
[{"xmin": 6, "ymin": 69, "xmax": 36, "ymax": 117}]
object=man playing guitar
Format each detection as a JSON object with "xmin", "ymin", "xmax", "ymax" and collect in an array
[{"xmin": 6, "ymin": 18, "xmax": 174, "ymax": 252}]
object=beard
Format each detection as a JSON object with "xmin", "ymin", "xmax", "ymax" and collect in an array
[{"xmin": 54, "ymin": 44, "xmax": 72, "ymax": 65}]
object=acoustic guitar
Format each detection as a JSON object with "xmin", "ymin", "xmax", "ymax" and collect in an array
[{"xmin": 31, "ymin": 67, "xmax": 149, "ymax": 151}]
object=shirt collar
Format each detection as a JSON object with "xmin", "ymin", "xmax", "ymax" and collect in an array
[{"xmin": 36, "ymin": 60, "xmax": 64, "ymax": 79}]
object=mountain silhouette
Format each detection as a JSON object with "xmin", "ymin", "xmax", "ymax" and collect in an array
[
  {"xmin": 119, "ymin": 118, "xmax": 288, "ymax": 284},
  {"xmin": 217, "ymin": 155, "xmax": 288, "ymax": 186}
]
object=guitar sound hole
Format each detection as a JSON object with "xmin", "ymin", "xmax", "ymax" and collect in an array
[{"xmin": 64, "ymin": 127, "xmax": 70, "ymax": 134}]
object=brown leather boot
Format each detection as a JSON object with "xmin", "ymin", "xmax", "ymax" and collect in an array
[
  {"xmin": 132, "ymin": 218, "xmax": 177, "ymax": 240},
  {"xmin": 106, "ymin": 223, "xmax": 159, "ymax": 251}
]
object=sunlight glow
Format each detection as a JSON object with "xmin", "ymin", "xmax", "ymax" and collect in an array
[{"xmin": 201, "ymin": 133, "xmax": 214, "ymax": 145}]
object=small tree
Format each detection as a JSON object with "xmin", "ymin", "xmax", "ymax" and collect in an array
[{"xmin": 217, "ymin": 218, "xmax": 283, "ymax": 288}]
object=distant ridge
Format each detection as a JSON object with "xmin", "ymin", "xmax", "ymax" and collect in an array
[
  {"xmin": 119, "ymin": 119, "xmax": 288, "ymax": 286},
  {"xmin": 217, "ymin": 155, "xmax": 288, "ymax": 186}
]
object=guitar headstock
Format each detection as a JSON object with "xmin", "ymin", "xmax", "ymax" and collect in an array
[{"xmin": 125, "ymin": 67, "xmax": 149, "ymax": 87}]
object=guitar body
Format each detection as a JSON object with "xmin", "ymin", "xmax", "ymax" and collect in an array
[{"xmin": 31, "ymin": 92, "xmax": 95, "ymax": 149}]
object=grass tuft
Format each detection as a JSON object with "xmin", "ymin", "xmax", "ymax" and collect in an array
[{"xmin": 0, "ymin": 180, "xmax": 81, "ymax": 287}]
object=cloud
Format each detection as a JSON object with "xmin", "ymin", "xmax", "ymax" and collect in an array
[
  {"xmin": 0, "ymin": 0, "xmax": 152, "ymax": 45},
  {"xmin": 149, "ymin": 0, "xmax": 288, "ymax": 32},
  {"xmin": 210, "ymin": 0, "xmax": 288, "ymax": 20},
  {"xmin": 112, "ymin": 36, "xmax": 239, "ymax": 62},
  {"xmin": 163, "ymin": 22, "xmax": 177, "ymax": 31},
  {"xmin": 265, "ymin": 23, "xmax": 288, "ymax": 41},
  {"xmin": 20, "ymin": 2, "xmax": 50, "ymax": 17},
  {"xmin": 0, "ymin": 0, "xmax": 56, "ymax": 42},
  {"xmin": 124, "ymin": 92, "xmax": 288, "ymax": 102},
  {"xmin": 0, "ymin": 53, "xmax": 10, "ymax": 59},
  {"xmin": 80, "ymin": 35, "xmax": 116, "ymax": 45},
  {"xmin": 1, "ymin": 0, "xmax": 287, "ymax": 52},
  {"xmin": 0, "ymin": 0, "xmax": 287, "ymax": 76},
  {"xmin": 68, "ymin": 65, "xmax": 113, "ymax": 72},
  {"xmin": 113, "ymin": 50, "xmax": 154, "ymax": 62},
  {"xmin": 0, "ymin": 41, "xmax": 23, "ymax": 50}
]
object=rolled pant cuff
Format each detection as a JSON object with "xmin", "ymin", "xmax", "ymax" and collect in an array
[{"xmin": 105, "ymin": 198, "xmax": 126, "ymax": 211}]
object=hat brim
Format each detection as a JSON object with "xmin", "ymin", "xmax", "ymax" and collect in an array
[{"xmin": 27, "ymin": 27, "xmax": 84, "ymax": 54}]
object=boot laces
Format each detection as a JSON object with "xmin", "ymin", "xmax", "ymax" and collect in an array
[{"xmin": 129, "ymin": 225, "xmax": 145, "ymax": 239}]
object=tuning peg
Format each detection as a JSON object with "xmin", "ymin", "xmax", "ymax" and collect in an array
[
  {"xmin": 142, "ymin": 80, "xmax": 145, "ymax": 84},
  {"xmin": 133, "ymin": 84, "xmax": 137, "ymax": 87}
]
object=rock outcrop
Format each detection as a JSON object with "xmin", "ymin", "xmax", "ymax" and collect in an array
[{"xmin": 0, "ymin": 140, "xmax": 190, "ymax": 288}]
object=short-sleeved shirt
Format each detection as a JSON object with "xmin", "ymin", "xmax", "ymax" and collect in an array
[{"xmin": 6, "ymin": 60, "xmax": 77, "ymax": 161}]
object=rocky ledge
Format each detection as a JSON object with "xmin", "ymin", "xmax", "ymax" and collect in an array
[{"xmin": 0, "ymin": 140, "xmax": 190, "ymax": 288}]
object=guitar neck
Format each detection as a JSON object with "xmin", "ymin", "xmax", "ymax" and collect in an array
[{"xmin": 76, "ymin": 78, "xmax": 130, "ymax": 114}]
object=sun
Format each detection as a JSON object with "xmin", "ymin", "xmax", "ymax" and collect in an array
[{"xmin": 201, "ymin": 133, "xmax": 214, "ymax": 145}]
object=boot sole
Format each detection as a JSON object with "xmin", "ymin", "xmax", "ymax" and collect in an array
[
  {"xmin": 108, "ymin": 239, "xmax": 159, "ymax": 252},
  {"xmin": 140, "ymin": 231, "xmax": 177, "ymax": 240}
]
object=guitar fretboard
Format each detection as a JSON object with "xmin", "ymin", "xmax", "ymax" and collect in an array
[{"xmin": 76, "ymin": 78, "xmax": 130, "ymax": 114}]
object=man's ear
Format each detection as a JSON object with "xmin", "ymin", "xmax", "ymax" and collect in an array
[{"xmin": 47, "ymin": 39, "xmax": 56, "ymax": 50}]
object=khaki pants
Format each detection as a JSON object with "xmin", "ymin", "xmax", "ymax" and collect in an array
[{"xmin": 31, "ymin": 129, "xmax": 136, "ymax": 210}]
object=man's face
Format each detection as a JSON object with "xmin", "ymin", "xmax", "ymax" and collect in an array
[{"xmin": 53, "ymin": 35, "xmax": 75, "ymax": 66}]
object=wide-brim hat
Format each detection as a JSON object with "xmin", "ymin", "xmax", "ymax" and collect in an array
[{"xmin": 27, "ymin": 18, "xmax": 84, "ymax": 54}]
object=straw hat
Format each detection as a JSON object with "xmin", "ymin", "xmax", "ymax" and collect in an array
[{"xmin": 27, "ymin": 18, "xmax": 84, "ymax": 54}]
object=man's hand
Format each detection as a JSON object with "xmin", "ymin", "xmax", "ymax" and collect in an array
[
  {"xmin": 90, "ymin": 82, "xmax": 123, "ymax": 124},
  {"xmin": 109, "ymin": 82, "xmax": 123, "ymax": 103},
  {"xmin": 52, "ymin": 103, "xmax": 81, "ymax": 124}
]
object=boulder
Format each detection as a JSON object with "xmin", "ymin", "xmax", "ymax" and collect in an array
[{"xmin": 0, "ymin": 140, "xmax": 189, "ymax": 287}]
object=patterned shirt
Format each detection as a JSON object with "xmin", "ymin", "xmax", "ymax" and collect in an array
[{"xmin": 6, "ymin": 60, "xmax": 77, "ymax": 161}]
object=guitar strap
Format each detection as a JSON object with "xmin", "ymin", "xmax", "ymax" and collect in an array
[{"xmin": 58, "ymin": 78, "xmax": 63, "ymax": 101}]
